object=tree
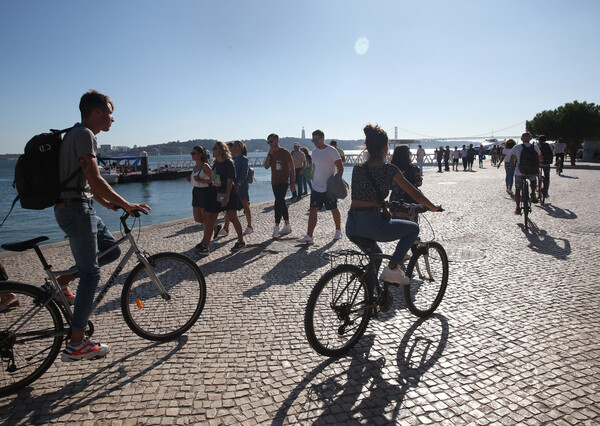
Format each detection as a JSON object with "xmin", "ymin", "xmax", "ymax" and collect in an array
[{"xmin": 527, "ymin": 101, "xmax": 600, "ymax": 166}]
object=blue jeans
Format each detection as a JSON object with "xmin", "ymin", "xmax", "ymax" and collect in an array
[
  {"xmin": 293, "ymin": 169, "xmax": 304, "ymax": 197},
  {"xmin": 346, "ymin": 208, "xmax": 420, "ymax": 272},
  {"xmin": 54, "ymin": 201, "xmax": 121, "ymax": 332},
  {"xmin": 504, "ymin": 163, "xmax": 515, "ymax": 190}
]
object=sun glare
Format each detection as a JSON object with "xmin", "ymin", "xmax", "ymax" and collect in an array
[{"xmin": 354, "ymin": 37, "xmax": 369, "ymax": 55}]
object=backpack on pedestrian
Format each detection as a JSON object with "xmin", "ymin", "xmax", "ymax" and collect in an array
[
  {"xmin": 518, "ymin": 144, "xmax": 539, "ymax": 175},
  {"xmin": 2, "ymin": 127, "xmax": 83, "ymax": 228},
  {"xmin": 539, "ymin": 142, "xmax": 554, "ymax": 165}
]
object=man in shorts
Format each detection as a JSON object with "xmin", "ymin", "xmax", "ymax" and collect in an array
[{"xmin": 297, "ymin": 129, "xmax": 343, "ymax": 244}]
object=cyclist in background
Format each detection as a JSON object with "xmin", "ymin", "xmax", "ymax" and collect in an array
[
  {"xmin": 510, "ymin": 132, "xmax": 542, "ymax": 215},
  {"xmin": 554, "ymin": 138, "xmax": 566, "ymax": 174},
  {"xmin": 537, "ymin": 135, "xmax": 554, "ymax": 198}
]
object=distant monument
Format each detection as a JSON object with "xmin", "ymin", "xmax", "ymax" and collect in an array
[{"xmin": 301, "ymin": 127, "xmax": 305, "ymax": 141}]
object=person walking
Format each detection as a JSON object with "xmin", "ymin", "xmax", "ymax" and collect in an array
[
  {"xmin": 300, "ymin": 146, "xmax": 312, "ymax": 195},
  {"xmin": 478, "ymin": 145, "xmax": 485, "ymax": 168},
  {"xmin": 460, "ymin": 145, "xmax": 468, "ymax": 171},
  {"xmin": 467, "ymin": 144, "xmax": 476, "ymax": 171},
  {"xmin": 389, "ymin": 145, "xmax": 423, "ymax": 220},
  {"xmin": 330, "ymin": 140, "xmax": 345, "ymax": 163},
  {"xmin": 297, "ymin": 129, "xmax": 343, "ymax": 245},
  {"xmin": 416, "ymin": 144, "xmax": 426, "ymax": 174},
  {"xmin": 233, "ymin": 140, "xmax": 254, "ymax": 234},
  {"xmin": 290, "ymin": 142, "xmax": 306, "ymax": 200},
  {"xmin": 497, "ymin": 139, "xmax": 516, "ymax": 193},
  {"xmin": 452, "ymin": 146, "xmax": 460, "ymax": 171},
  {"xmin": 187, "ymin": 146, "xmax": 211, "ymax": 227},
  {"xmin": 264, "ymin": 133, "xmax": 295, "ymax": 238},
  {"xmin": 196, "ymin": 141, "xmax": 245, "ymax": 254},
  {"xmin": 55, "ymin": 90, "xmax": 150, "ymax": 361},
  {"xmin": 436, "ymin": 146, "xmax": 443, "ymax": 173},
  {"xmin": 346, "ymin": 124, "xmax": 440, "ymax": 284},
  {"xmin": 444, "ymin": 146, "xmax": 450, "ymax": 171}
]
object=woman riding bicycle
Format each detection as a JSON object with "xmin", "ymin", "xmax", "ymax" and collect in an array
[{"xmin": 346, "ymin": 124, "xmax": 441, "ymax": 285}]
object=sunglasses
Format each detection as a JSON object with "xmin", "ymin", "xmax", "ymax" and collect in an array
[{"xmin": 267, "ymin": 140, "xmax": 275, "ymax": 144}]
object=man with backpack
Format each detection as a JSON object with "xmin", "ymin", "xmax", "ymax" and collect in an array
[
  {"xmin": 537, "ymin": 135, "xmax": 554, "ymax": 198},
  {"xmin": 54, "ymin": 90, "xmax": 150, "ymax": 361},
  {"xmin": 510, "ymin": 132, "xmax": 542, "ymax": 215}
]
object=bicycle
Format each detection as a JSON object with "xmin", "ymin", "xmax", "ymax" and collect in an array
[
  {"xmin": 537, "ymin": 167, "xmax": 546, "ymax": 207},
  {"xmin": 520, "ymin": 177, "xmax": 533, "ymax": 230},
  {"xmin": 555, "ymin": 155, "xmax": 564, "ymax": 176},
  {"xmin": 304, "ymin": 202, "xmax": 448, "ymax": 357},
  {"xmin": 0, "ymin": 209, "xmax": 206, "ymax": 396}
]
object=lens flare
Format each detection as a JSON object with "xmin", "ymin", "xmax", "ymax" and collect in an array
[{"xmin": 355, "ymin": 37, "xmax": 369, "ymax": 55}]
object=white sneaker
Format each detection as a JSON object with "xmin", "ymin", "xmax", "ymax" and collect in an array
[
  {"xmin": 218, "ymin": 228, "xmax": 229, "ymax": 237},
  {"xmin": 380, "ymin": 266, "xmax": 410, "ymax": 285},
  {"xmin": 243, "ymin": 226, "xmax": 254, "ymax": 235},
  {"xmin": 297, "ymin": 235, "xmax": 314, "ymax": 244},
  {"xmin": 272, "ymin": 226, "xmax": 280, "ymax": 238},
  {"xmin": 333, "ymin": 230, "xmax": 343, "ymax": 240},
  {"xmin": 280, "ymin": 224, "xmax": 292, "ymax": 235}
]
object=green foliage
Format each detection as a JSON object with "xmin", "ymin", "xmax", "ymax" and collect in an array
[{"xmin": 527, "ymin": 100, "xmax": 600, "ymax": 165}]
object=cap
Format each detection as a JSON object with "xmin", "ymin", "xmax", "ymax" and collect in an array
[{"xmin": 294, "ymin": 142, "xmax": 300, "ymax": 146}]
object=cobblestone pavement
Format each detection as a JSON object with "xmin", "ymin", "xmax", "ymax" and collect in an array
[{"xmin": 1, "ymin": 162, "xmax": 599, "ymax": 425}]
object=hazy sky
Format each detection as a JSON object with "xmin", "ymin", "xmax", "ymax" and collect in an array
[{"xmin": 1, "ymin": 0, "xmax": 599, "ymax": 154}]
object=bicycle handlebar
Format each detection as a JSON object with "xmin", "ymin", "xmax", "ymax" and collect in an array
[{"xmin": 387, "ymin": 201, "xmax": 444, "ymax": 213}]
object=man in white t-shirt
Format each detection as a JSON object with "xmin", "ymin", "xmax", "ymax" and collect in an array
[
  {"xmin": 510, "ymin": 132, "xmax": 543, "ymax": 215},
  {"xmin": 416, "ymin": 145, "xmax": 426, "ymax": 174},
  {"xmin": 554, "ymin": 138, "xmax": 566, "ymax": 171},
  {"xmin": 297, "ymin": 129, "xmax": 343, "ymax": 244}
]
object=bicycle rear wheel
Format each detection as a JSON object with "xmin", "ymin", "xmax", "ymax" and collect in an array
[
  {"xmin": 0, "ymin": 282, "xmax": 64, "ymax": 397},
  {"xmin": 537, "ymin": 174, "xmax": 546, "ymax": 206},
  {"xmin": 304, "ymin": 264, "xmax": 371, "ymax": 357},
  {"xmin": 121, "ymin": 252, "xmax": 206, "ymax": 341},
  {"xmin": 404, "ymin": 242, "xmax": 448, "ymax": 317},
  {"xmin": 522, "ymin": 181, "xmax": 530, "ymax": 230}
]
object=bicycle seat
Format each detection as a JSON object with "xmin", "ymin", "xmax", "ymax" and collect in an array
[{"xmin": 1, "ymin": 236, "xmax": 49, "ymax": 252}]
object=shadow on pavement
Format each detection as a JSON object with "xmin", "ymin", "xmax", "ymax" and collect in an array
[
  {"xmin": 519, "ymin": 221, "xmax": 572, "ymax": 260},
  {"xmin": 243, "ymin": 240, "xmax": 338, "ymax": 297},
  {"xmin": 272, "ymin": 315, "xmax": 448, "ymax": 425},
  {"xmin": 540, "ymin": 203, "xmax": 577, "ymax": 220},
  {"xmin": 1, "ymin": 335, "xmax": 188, "ymax": 424}
]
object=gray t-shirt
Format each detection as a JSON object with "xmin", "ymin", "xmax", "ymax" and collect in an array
[{"xmin": 59, "ymin": 123, "xmax": 96, "ymax": 199}]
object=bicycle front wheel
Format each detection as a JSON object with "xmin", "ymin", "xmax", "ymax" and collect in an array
[
  {"xmin": 121, "ymin": 252, "xmax": 206, "ymax": 341},
  {"xmin": 404, "ymin": 242, "xmax": 449, "ymax": 317},
  {"xmin": 304, "ymin": 264, "xmax": 371, "ymax": 357},
  {"xmin": 0, "ymin": 282, "xmax": 64, "ymax": 397}
]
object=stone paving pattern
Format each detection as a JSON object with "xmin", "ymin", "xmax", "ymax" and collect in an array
[{"xmin": 1, "ymin": 162, "xmax": 599, "ymax": 425}]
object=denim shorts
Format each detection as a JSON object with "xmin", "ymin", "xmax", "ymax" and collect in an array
[{"xmin": 514, "ymin": 174, "xmax": 536, "ymax": 190}]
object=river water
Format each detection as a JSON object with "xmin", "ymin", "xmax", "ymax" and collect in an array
[{"xmin": 0, "ymin": 149, "xmax": 439, "ymax": 250}]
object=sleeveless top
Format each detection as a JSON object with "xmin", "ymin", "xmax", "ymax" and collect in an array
[{"xmin": 190, "ymin": 163, "xmax": 210, "ymax": 188}]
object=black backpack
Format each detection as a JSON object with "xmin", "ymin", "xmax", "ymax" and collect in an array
[
  {"xmin": 518, "ymin": 144, "xmax": 539, "ymax": 175},
  {"xmin": 539, "ymin": 142, "xmax": 554, "ymax": 165}
]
